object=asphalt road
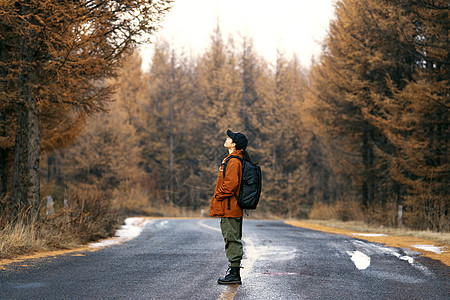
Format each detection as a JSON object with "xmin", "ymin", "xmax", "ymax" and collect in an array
[{"xmin": 1, "ymin": 219, "xmax": 449, "ymax": 300}]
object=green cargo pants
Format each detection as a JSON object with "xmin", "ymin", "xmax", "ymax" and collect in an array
[{"xmin": 220, "ymin": 217, "xmax": 243, "ymax": 267}]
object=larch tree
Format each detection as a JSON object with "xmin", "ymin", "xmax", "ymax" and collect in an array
[
  {"xmin": 306, "ymin": 0, "xmax": 448, "ymax": 229},
  {"xmin": 306, "ymin": 0, "xmax": 414, "ymax": 210},
  {"xmin": 361, "ymin": 0, "xmax": 449, "ymax": 230},
  {"xmin": 56, "ymin": 96, "xmax": 144, "ymax": 193},
  {"xmin": 143, "ymin": 40, "xmax": 197, "ymax": 206},
  {"xmin": 305, "ymin": 60, "xmax": 361, "ymax": 203},
  {"xmin": 238, "ymin": 36, "xmax": 263, "ymax": 134},
  {"xmin": 0, "ymin": 0, "xmax": 172, "ymax": 220},
  {"xmin": 235, "ymin": 35, "xmax": 269, "ymax": 170},
  {"xmin": 45, "ymin": 52, "xmax": 147, "ymax": 192},
  {"xmin": 257, "ymin": 53, "xmax": 310, "ymax": 217},
  {"xmin": 195, "ymin": 24, "xmax": 242, "ymax": 191}
]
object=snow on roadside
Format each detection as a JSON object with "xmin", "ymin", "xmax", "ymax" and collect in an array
[
  {"xmin": 412, "ymin": 245, "xmax": 445, "ymax": 254},
  {"xmin": 352, "ymin": 233, "xmax": 388, "ymax": 237},
  {"xmin": 349, "ymin": 240, "xmax": 433, "ymax": 275},
  {"xmin": 89, "ymin": 217, "xmax": 151, "ymax": 248},
  {"xmin": 352, "ymin": 234, "xmax": 446, "ymax": 256}
]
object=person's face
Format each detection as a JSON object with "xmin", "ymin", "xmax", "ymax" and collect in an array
[{"xmin": 224, "ymin": 137, "xmax": 235, "ymax": 149}]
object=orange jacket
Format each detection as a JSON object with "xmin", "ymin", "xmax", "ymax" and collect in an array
[{"xmin": 209, "ymin": 150, "xmax": 244, "ymax": 218}]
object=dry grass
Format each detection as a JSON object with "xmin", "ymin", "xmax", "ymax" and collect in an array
[
  {"xmin": 0, "ymin": 216, "xmax": 83, "ymax": 259},
  {"xmin": 0, "ymin": 184, "xmax": 122, "ymax": 260},
  {"xmin": 0, "ymin": 180, "xmax": 212, "ymax": 260},
  {"xmin": 111, "ymin": 180, "xmax": 152, "ymax": 213},
  {"xmin": 307, "ymin": 200, "xmax": 449, "ymax": 245},
  {"xmin": 309, "ymin": 200, "xmax": 365, "ymax": 222},
  {"xmin": 0, "ymin": 219, "xmax": 45, "ymax": 258},
  {"xmin": 299, "ymin": 219, "xmax": 450, "ymax": 246}
]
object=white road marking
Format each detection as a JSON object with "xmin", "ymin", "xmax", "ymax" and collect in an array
[{"xmin": 198, "ymin": 220, "xmax": 221, "ymax": 232}]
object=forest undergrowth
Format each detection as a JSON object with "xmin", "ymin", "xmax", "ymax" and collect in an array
[
  {"xmin": 308, "ymin": 201, "xmax": 450, "ymax": 245},
  {"xmin": 0, "ymin": 184, "xmax": 121, "ymax": 260},
  {"xmin": 2, "ymin": 186, "xmax": 448, "ymax": 260}
]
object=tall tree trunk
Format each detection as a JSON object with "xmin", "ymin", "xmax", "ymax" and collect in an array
[
  {"xmin": 0, "ymin": 109, "xmax": 11, "ymax": 197},
  {"xmin": 0, "ymin": 148, "xmax": 11, "ymax": 198},
  {"xmin": 241, "ymin": 39, "xmax": 248, "ymax": 131},
  {"xmin": 0, "ymin": 17, "xmax": 12, "ymax": 209},
  {"xmin": 11, "ymin": 93, "xmax": 41, "ymax": 220},
  {"xmin": 362, "ymin": 124, "xmax": 374, "ymax": 208},
  {"xmin": 10, "ymin": 19, "xmax": 41, "ymax": 220},
  {"xmin": 0, "ymin": 148, "xmax": 11, "ymax": 217},
  {"xmin": 167, "ymin": 49, "xmax": 175, "ymax": 203}
]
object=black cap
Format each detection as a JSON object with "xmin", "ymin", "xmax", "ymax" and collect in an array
[{"xmin": 227, "ymin": 129, "xmax": 248, "ymax": 150}]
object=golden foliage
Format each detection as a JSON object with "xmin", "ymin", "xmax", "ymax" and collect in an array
[
  {"xmin": 305, "ymin": 0, "xmax": 449, "ymax": 230},
  {"xmin": 0, "ymin": 0, "xmax": 173, "ymax": 217},
  {"xmin": 15, "ymin": 0, "xmax": 447, "ymax": 239}
]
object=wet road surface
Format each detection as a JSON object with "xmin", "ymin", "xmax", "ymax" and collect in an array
[{"xmin": 1, "ymin": 219, "xmax": 449, "ymax": 299}]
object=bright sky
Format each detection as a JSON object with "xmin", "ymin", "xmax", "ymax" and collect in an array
[{"xmin": 141, "ymin": 0, "xmax": 335, "ymax": 68}]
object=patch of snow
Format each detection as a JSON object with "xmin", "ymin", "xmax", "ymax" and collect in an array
[
  {"xmin": 399, "ymin": 255, "xmax": 414, "ymax": 264},
  {"xmin": 352, "ymin": 233, "xmax": 388, "ymax": 237},
  {"xmin": 346, "ymin": 250, "xmax": 371, "ymax": 270},
  {"xmin": 351, "ymin": 240, "xmax": 432, "ymax": 276},
  {"xmin": 159, "ymin": 220, "xmax": 168, "ymax": 226},
  {"xmin": 89, "ymin": 217, "xmax": 151, "ymax": 248},
  {"xmin": 412, "ymin": 245, "xmax": 445, "ymax": 254}
]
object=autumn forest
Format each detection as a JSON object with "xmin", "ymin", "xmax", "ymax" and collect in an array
[{"xmin": 0, "ymin": 0, "xmax": 448, "ymax": 258}]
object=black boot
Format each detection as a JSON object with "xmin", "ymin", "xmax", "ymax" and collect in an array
[{"xmin": 218, "ymin": 266, "xmax": 242, "ymax": 285}]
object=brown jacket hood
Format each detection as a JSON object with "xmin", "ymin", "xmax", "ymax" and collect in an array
[{"xmin": 209, "ymin": 150, "xmax": 244, "ymax": 217}]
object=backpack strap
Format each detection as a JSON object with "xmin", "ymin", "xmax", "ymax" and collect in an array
[
  {"xmin": 223, "ymin": 155, "xmax": 248, "ymax": 214},
  {"xmin": 222, "ymin": 155, "xmax": 243, "ymax": 178}
]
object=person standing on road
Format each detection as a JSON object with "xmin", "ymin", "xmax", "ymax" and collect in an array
[{"xmin": 209, "ymin": 129, "xmax": 249, "ymax": 285}]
